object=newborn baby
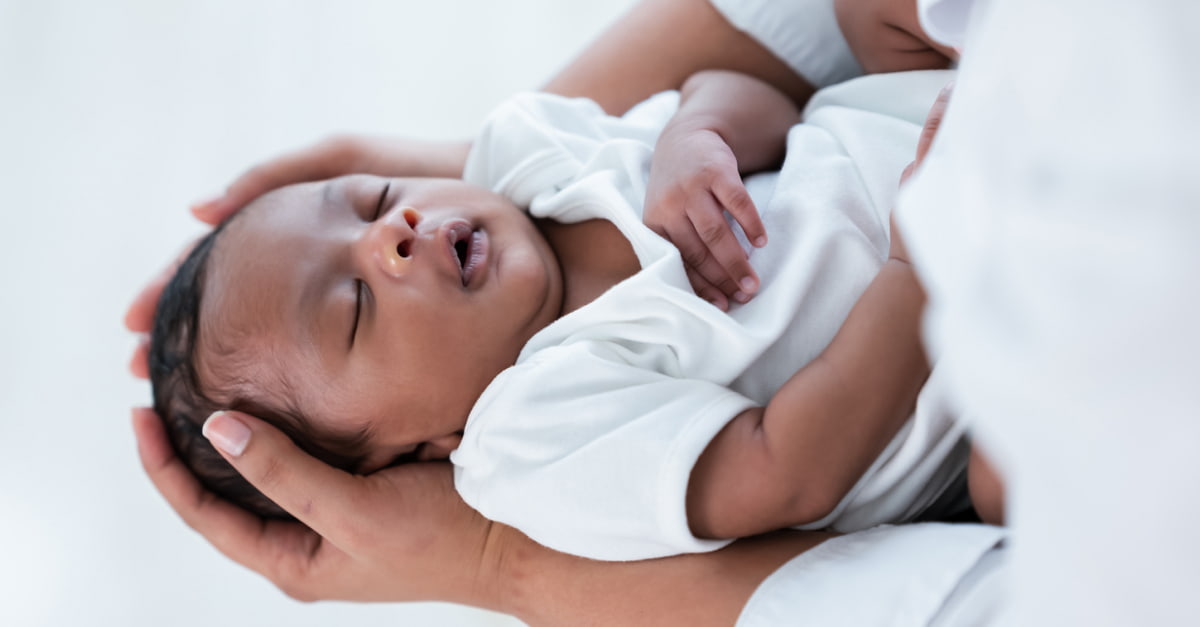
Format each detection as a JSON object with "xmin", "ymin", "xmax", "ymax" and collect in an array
[
  {"xmin": 152, "ymin": 174, "xmax": 586, "ymax": 515},
  {"xmin": 151, "ymin": 75, "xmax": 972, "ymax": 561}
]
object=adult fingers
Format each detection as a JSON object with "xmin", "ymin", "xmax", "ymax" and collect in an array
[
  {"xmin": 192, "ymin": 136, "xmax": 365, "ymax": 225},
  {"xmin": 125, "ymin": 238, "xmax": 202, "ymax": 334},
  {"xmin": 200, "ymin": 410, "xmax": 376, "ymax": 554},
  {"xmin": 129, "ymin": 335, "xmax": 150, "ymax": 379},
  {"xmin": 131, "ymin": 408, "xmax": 332, "ymax": 585},
  {"xmin": 124, "ymin": 269, "xmax": 170, "ymax": 333},
  {"xmin": 711, "ymin": 173, "xmax": 767, "ymax": 249},
  {"xmin": 914, "ymin": 81, "xmax": 955, "ymax": 167}
]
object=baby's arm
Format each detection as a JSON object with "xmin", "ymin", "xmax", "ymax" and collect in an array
[
  {"xmin": 834, "ymin": 0, "xmax": 957, "ymax": 74},
  {"xmin": 687, "ymin": 219, "xmax": 929, "ymax": 539},
  {"xmin": 645, "ymin": 70, "xmax": 800, "ymax": 309}
]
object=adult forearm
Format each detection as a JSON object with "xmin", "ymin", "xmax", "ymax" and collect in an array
[
  {"xmin": 495, "ymin": 525, "xmax": 832, "ymax": 627},
  {"xmin": 541, "ymin": 0, "xmax": 814, "ymax": 115}
]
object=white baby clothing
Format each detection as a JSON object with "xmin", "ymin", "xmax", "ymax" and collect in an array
[{"xmin": 453, "ymin": 70, "xmax": 969, "ymax": 561}]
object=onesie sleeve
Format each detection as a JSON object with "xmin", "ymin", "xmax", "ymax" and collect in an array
[
  {"xmin": 452, "ymin": 342, "xmax": 757, "ymax": 561},
  {"xmin": 462, "ymin": 90, "xmax": 679, "ymax": 209},
  {"xmin": 708, "ymin": 0, "xmax": 863, "ymax": 88}
]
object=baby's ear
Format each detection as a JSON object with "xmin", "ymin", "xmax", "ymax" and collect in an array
[{"xmin": 417, "ymin": 434, "xmax": 463, "ymax": 462}]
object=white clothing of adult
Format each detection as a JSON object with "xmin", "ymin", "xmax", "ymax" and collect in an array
[
  {"xmin": 895, "ymin": 0, "xmax": 1200, "ymax": 625},
  {"xmin": 707, "ymin": 0, "xmax": 863, "ymax": 89},
  {"xmin": 452, "ymin": 71, "xmax": 968, "ymax": 561}
]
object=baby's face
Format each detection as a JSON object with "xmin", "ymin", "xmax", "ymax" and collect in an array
[{"xmin": 200, "ymin": 175, "xmax": 563, "ymax": 470}]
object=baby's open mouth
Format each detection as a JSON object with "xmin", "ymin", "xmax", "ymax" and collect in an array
[{"xmin": 447, "ymin": 222, "xmax": 489, "ymax": 287}]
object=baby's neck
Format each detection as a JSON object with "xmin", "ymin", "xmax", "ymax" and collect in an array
[{"xmin": 535, "ymin": 218, "xmax": 640, "ymax": 318}]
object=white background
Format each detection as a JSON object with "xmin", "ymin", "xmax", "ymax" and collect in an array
[{"xmin": 0, "ymin": 1, "xmax": 634, "ymax": 625}]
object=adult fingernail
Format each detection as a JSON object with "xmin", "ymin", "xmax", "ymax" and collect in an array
[
  {"xmin": 739, "ymin": 277, "xmax": 757, "ymax": 293},
  {"xmin": 189, "ymin": 196, "xmax": 223, "ymax": 218},
  {"xmin": 203, "ymin": 411, "xmax": 250, "ymax": 457}
]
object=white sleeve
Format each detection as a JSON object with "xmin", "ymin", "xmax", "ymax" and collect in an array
[
  {"xmin": 738, "ymin": 524, "xmax": 1006, "ymax": 627},
  {"xmin": 916, "ymin": 0, "xmax": 983, "ymax": 48},
  {"xmin": 462, "ymin": 91, "xmax": 678, "ymax": 208},
  {"xmin": 452, "ymin": 343, "xmax": 756, "ymax": 561},
  {"xmin": 708, "ymin": 0, "xmax": 863, "ymax": 88}
]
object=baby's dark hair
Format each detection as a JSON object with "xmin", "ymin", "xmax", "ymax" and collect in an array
[{"xmin": 149, "ymin": 216, "xmax": 366, "ymax": 519}]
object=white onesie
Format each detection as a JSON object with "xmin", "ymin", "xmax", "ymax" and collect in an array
[{"xmin": 453, "ymin": 70, "xmax": 967, "ymax": 561}]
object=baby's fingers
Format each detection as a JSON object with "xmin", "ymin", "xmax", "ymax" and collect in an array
[
  {"xmin": 712, "ymin": 174, "xmax": 767, "ymax": 248},
  {"xmin": 684, "ymin": 266, "xmax": 730, "ymax": 312},
  {"xmin": 685, "ymin": 197, "xmax": 760, "ymax": 301}
]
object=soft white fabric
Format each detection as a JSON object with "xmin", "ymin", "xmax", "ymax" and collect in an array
[
  {"xmin": 916, "ymin": 0, "xmax": 980, "ymax": 48},
  {"xmin": 897, "ymin": 0, "xmax": 1200, "ymax": 624},
  {"xmin": 708, "ymin": 0, "xmax": 863, "ymax": 88},
  {"xmin": 454, "ymin": 70, "xmax": 968, "ymax": 561},
  {"xmin": 738, "ymin": 523, "xmax": 1005, "ymax": 627}
]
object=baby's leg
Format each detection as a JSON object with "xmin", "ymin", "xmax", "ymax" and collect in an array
[{"xmin": 968, "ymin": 446, "xmax": 1006, "ymax": 525}]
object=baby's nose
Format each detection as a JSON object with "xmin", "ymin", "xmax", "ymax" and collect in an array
[{"xmin": 358, "ymin": 206, "xmax": 422, "ymax": 278}]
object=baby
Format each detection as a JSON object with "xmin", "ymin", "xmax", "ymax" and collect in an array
[{"xmin": 152, "ymin": 69, "xmax": 973, "ymax": 561}]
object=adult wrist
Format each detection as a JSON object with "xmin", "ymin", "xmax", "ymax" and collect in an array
[{"xmin": 474, "ymin": 522, "xmax": 552, "ymax": 621}]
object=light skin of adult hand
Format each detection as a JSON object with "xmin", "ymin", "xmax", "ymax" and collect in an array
[
  {"xmin": 132, "ymin": 407, "xmax": 833, "ymax": 625},
  {"xmin": 132, "ymin": 407, "xmax": 507, "ymax": 606},
  {"xmin": 189, "ymin": 136, "xmax": 471, "ymax": 226}
]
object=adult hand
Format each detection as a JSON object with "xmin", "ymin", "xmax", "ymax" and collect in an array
[
  {"xmin": 132, "ymin": 407, "xmax": 508, "ymax": 607},
  {"xmin": 191, "ymin": 135, "xmax": 472, "ymax": 225},
  {"xmin": 125, "ymin": 239, "xmax": 199, "ymax": 379},
  {"xmin": 900, "ymin": 80, "xmax": 954, "ymax": 186},
  {"xmin": 893, "ymin": 80, "xmax": 954, "ymax": 264},
  {"xmin": 645, "ymin": 125, "xmax": 764, "ymax": 311}
]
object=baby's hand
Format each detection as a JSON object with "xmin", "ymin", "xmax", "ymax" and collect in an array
[{"xmin": 645, "ymin": 127, "xmax": 765, "ymax": 311}]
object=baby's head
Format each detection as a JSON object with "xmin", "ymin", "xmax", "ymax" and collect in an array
[{"xmin": 150, "ymin": 175, "xmax": 564, "ymax": 516}]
